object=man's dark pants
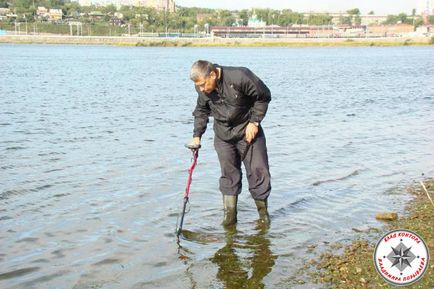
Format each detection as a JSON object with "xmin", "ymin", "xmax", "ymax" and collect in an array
[{"xmin": 214, "ymin": 130, "xmax": 271, "ymax": 201}]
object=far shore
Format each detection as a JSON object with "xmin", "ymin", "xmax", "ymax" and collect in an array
[{"xmin": 1, "ymin": 34, "xmax": 434, "ymax": 47}]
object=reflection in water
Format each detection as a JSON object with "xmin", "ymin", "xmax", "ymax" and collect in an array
[{"xmin": 210, "ymin": 225, "xmax": 276, "ymax": 289}]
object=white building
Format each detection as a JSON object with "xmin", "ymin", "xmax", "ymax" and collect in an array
[
  {"xmin": 248, "ymin": 14, "xmax": 266, "ymax": 28},
  {"xmin": 49, "ymin": 9, "xmax": 63, "ymax": 21}
]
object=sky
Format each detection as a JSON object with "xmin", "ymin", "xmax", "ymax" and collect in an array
[{"xmin": 175, "ymin": 0, "xmax": 432, "ymax": 15}]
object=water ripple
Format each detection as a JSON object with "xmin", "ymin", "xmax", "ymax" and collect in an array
[{"xmin": 0, "ymin": 45, "xmax": 433, "ymax": 288}]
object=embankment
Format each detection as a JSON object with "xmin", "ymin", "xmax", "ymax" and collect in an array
[{"xmin": 0, "ymin": 35, "xmax": 433, "ymax": 47}]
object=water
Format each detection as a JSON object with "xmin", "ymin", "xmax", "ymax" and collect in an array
[{"xmin": 1, "ymin": 44, "xmax": 433, "ymax": 288}]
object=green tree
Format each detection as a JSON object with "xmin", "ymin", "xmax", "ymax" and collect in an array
[
  {"xmin": 306, "ymin": 14, "xmax": 332, "ymax": 25},
  {"xmin": 354, "ymin": 15, "xmax": 361, "ymax": 25},
  {"xmin": 278, "ymin": 9, "xmax": 303, "ymax": 25},
  {"xmin": 79, "ymin": 5, "xmax": 96, "ymax": 14},
  {"xmin": 414, "ymin": 17, "xmax": 424, "ymax": 27},
  {"xmin": 27, "ymin": 4, "xmax": 36, "ymax": 17},
  {"xmin": 100, "ymin": 4, "xmax": 116, "ymax": 14},
  {"xmin": 340, "ymin": 15, "xmax": 352, "ymax": 25},
  {"xmin": 238, "ymin": 9, "xmax": 249, "ymax": 26},
  {"xmin": 342, "ymin": 8, "xmax": 360, "ymax": 26},
  {"xmin": 253, "ymin": 8, "xmax": 270, "ymax": 24},
  {"xmin": 63, "ymin": 1, "xmax": 82, "ymax": 16},
  {"xmin": 368, "ymin": 11, "xmax": 374, "ymax": 15},
  {"xmin": 347, "ymin": 8, "xmax": 360, "ymax": 15},
  {"xmin": 10, "ymin": 3, "xmax": 428, "ymax": 35},
  {"xmin": 216, "ymin": 9, "xmax": 235, "ymax": 26},
  {"xmin": 398, "ymin": 13, "xmax": 408, "ymax": 23},
  {"xmin": 384, "ymin": 14, "xmax": 399, "ymax": 24},
  {"xmin": 49, "ymin": 0, "xmax": 63, "ymax": 8},
  {"xmin": 11, "ymin": 0, "xmax": 30, "ymax": 9}
]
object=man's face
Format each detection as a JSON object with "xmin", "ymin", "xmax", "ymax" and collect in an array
[{"xmin": 194, "ymin": 71, "xmax": 217, "ymax": 94}]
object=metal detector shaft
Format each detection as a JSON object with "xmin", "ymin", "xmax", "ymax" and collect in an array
[
  {"xmin": 177, "ymin": 149, "xmax": 199, "ymax": 237},
  {"xmin": 177, "ymin": 197, "xmax": 189, "ymax": 237}
]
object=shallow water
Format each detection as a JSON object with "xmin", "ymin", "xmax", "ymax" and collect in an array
[{"xmin": 1, "ymin": 44, "xmax": 433, "ymax": 288}]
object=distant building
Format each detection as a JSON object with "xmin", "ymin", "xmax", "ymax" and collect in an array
[
  {"xmin": 331, "ymin": 14, "xmax": 387, "ymax": 26},
  {"xmin": 416, "ymin": 25, "xmax": 434, "ymax": 34},
  {"xmin": 210, "ymin": 23, "xmax": 420, "ymax": 38},
  {"xmin": 110, "ymin": 16, "xmax": 124, "ymax": 26},
  {"xmin": 0, "ymin": 8, "xmax": 10, "ymax": 21},
  {"xmin": 211, "ymin": 25, "xmax": 317, "ymax": 38},
  {"xmin": 87, "ymin": 11, "xmax": 105, "ymax": 20},
  {"xmin": 0, "ymin": 8, "xmax": 10, "ymax": 15},
  {"xmin": 248, "ymin": 13, "xmax": 266, "ymax": 28},
  {"xmin": 36, "ymin": 6, "xmax": 63, "ymax": 22},
  {"xmin": 303, "ymin": 12, "xmax": 387, "ymax": 26},
  {"xmin": 368, "ymin": 24, "xmax": 414, "ymax": 35},
  {"xmin": 134, "ymin": 0, "xmax": 176, "ymax": 12},
  {"xmin": 36, "ymin": 6, "xmax": 48, "ymax": 16},
  {"xmin": 49, "ymin": 9, "xmax": 63, "ymax": 21},
  {"xmin": 5, "ymin": 12, "xmax": 17, "ymax": 19},
  {"xmin": 359, "ymin": 15, "xmax": 388, "ymax": 26},
  {"xmin": 35, "ymin": 6, "xmax": 49, "ymax": 20}
]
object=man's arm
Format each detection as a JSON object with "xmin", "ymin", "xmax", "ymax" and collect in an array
[
  {"xmin": 240, "ymin": 68, "xmax": 271, "ymax": 124},
  {"xmin": 191, "ymin": 89, "xmax": 210, "ymax": 144},
  {"xmin": 239, "ymin": 68, "xmax": 271, "ymax": 143}
]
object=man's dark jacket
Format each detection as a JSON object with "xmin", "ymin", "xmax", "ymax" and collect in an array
[{"xmin": 193, "ymin": 65, "xmax": 271, "ymax": 142}]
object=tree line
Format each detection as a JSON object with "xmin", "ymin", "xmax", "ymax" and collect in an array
[{"xmin": 1, "ymin": 0, "xmax": 432, "ymax": 33}]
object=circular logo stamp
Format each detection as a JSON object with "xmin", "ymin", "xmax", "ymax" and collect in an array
[{"xmin": 374, "ymin": 229, "xmax": 430, "ymax": 286}]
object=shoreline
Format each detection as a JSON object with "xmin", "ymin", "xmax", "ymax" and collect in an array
[
  {"xmin": 301, "ymin": 178, "xmax": 434, "ymax": 288},
  {"xmin": 1, "ymin": 35, "xmax": 433, "ymax": 47}
]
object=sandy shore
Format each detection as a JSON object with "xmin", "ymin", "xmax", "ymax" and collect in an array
[{"xmin": 0, "ymin": 34, "xmax": 433, "ymax": 47}]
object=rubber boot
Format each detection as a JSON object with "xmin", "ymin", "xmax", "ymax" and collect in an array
[
  {"xmin": 222, "ymin": 195, "xmax": 238, "ymax": 227},
  {"xmin": 255, "ymin": 199, "xmax": 270, "ymax": 226}
]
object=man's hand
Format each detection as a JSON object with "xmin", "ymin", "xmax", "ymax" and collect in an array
[
  {"xmin": 187, "ymin": 137, "xmax": 201, "ymax": 149},
  {"xmin": 245, "ymin": 123, "xmax": 259, "ymax": 144}
]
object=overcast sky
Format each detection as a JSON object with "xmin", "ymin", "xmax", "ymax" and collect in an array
[{"xmin": 176, "ymin": 0, "xmax": 431, "ymax": 15}]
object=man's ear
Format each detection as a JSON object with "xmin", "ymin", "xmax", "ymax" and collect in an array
[{"xmin": 209, "ymin": 70, "xmax": 217, "ymax": 80}]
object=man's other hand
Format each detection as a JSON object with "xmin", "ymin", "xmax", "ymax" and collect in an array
[{"xmin": 245, "ymin": 123, "xmax": 259, "ymax": 144}]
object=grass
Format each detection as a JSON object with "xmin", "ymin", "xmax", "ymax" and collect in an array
[{"xmin": 403, "ymin": 39, "xmax": 412, "ymax": 46}]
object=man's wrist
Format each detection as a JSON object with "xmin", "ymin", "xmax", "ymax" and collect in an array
[{"xmin": 250, "ymin": 121, "xmax": 260, "ymax": 127}]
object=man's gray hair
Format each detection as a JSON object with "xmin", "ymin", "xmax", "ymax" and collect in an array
[{"xmin": 190, "ymin": 60, "xmax": 216, "ymax": 81}]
